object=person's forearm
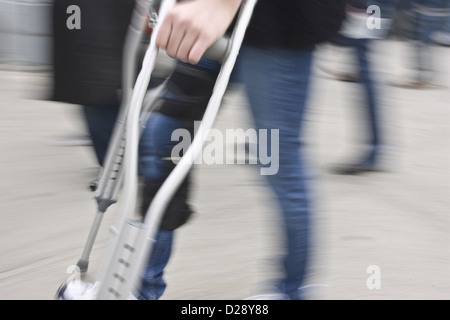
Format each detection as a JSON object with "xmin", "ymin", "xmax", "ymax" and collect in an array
[{"xmin": 219, "ymin": 0, "xmax": 243, "ymax": 15}]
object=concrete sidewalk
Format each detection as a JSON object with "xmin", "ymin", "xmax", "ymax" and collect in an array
[{"xmin": 0, "ymin": 39, "xmax": 449, "ymax": 300}]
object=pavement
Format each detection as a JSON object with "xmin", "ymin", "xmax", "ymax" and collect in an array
[{"xmin": 0, "ymin": 39, "xmax": 449, "ymax": 300}]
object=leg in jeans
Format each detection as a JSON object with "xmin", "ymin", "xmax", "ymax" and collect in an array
[
  {"xmin": 82, "ymin": 105, "xmax": 180, "ymax": 300},
  {"xmin": 355, "ymin": 38, "xmax": 382, "ymax": 166},
  {"xmin": 137, "ymin": 59, "xmax": 220, "ymax": 300},
  {"xmin": 137, "ymin": 227, "xmax": 174, "ymax": 300},
  {"xmin": 237, "ymin": 46, "xmax": 314, "ymax": 300},
  {"xmin": 136, "ymin": 113, "xmax": 187, "ymax": 300},
  {"xmin": 412, "ymin": 0, "xmax": 449, "ymax": 82},
  {"xmin": 82, "ymin": 104, "xmax": 120, "ymax": 166}
]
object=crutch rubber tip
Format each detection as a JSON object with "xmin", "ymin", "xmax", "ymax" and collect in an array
[
  {"xmin": 76, "ymin": 259, "xmax": 89, "ymax": 274},
  {"xmin": 89, "ymin": 181, "xmax": 98, "ymax": 192}
]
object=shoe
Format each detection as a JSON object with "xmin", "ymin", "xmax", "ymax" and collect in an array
[
  {"xmin": 245, "ymin": 283, "xmax": 329, "ymax": 300},
  {"xmin": 330, "ymin": 163, "xmax": 384, "ymax": 175},
  {"xmin": 56, "ymin": 280, "xmax": 99, "ymax": 300},
  {"xmin": 320, "ymin": 66, "xmax": 360, "ymax": 82},
  {"xmin": 389, "ymin": 79, "xmax": 437, "ymax": 89},
  {"xmin": 430, "ymin": 31, "xmax": 450, "ymax": 47},
  {"xmin": 127, "ymin": 293, "xmax": 139, "ymax": 300},
  {"xmin": 244, "ymin": 293, "xmax": 289, "ymax": 300}
]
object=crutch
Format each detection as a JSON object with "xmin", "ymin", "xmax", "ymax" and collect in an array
[
  {"xmin": 75, "ymin": 0, "xmax": 164, "ymax": 274},
  {"xmin": 92, "ymin": 0, "xmax": 258, "ymax": 299}
]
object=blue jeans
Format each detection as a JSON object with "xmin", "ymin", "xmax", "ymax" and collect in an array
[
  {"xmin": 136, "ymin": 223, "xmax": 174, "ymax": 300},
  {"xmin": 82, "ymin": 104, "xmax": 120, "ymax": 166},
  {"xmin": 136, "ymin": 113, "xmax": 190, "ymax": 300},
  {"xmin": 412, "ymin": 0, "xmax": 450, "ymax": 81},
  {"xmin": 83, "ymin": 107, "xmax": 181, "ymax": 300},
  {"xmin": 137, "ymin": 59, "xmax": 220, "ymax": 300},
  {"xmin": 236, "ymin": 46, "xmax": 315, "ymax": 300}
]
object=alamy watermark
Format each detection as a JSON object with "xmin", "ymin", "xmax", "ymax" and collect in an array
[
  {"xmin": 367, "ymin": 5, "xmax": 382, "ymax": 30},
  {"xmin": 66, "ymin": 5, "xmax": 81, "ymax": 30},
  {"xmin": 171, "ymin": 121, "xmax": 279, "ymax": 176},
  {"xmin": 64, "ymin": 5, "xmax": 384, "ymax": 31},
  {"xmin": 366, "ymin": 265, "xmax": 381, "ymax": 290}
]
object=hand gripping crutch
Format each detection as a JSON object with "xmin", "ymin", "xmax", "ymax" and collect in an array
[
  {"xmin": 75, "ymin": 0, "xmax": 164, "ymax": 274},
  {"xmin": 91, "ymin": 0, "xmax": 258, "ymax": 299}
]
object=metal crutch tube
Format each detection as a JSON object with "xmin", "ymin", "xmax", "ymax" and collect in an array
[{"xmin": 75, "ymin": 0, "xmax": 155, "ymax": 273}]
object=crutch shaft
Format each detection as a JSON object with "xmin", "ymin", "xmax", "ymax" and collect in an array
[
  {"xmin": 76, "ymin": 211, "xmax": 105, "ymax": 273},
  {"xmin": 75, "ymin": 0, "xmax": 154, "ymax": 273}
]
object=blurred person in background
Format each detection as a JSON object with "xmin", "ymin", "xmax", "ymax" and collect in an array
[
  {"xmin": 55, "ymin": 0, "xmax": 347, "ymax": 300},
  {"xmin": 393, "ymin": 0, "xmax": 450, "ymax": 88},
  {"xmin": 52, "ymin": 0, "xmax": 135, "ymax": 165},
  {"xmin": 430, "ymin": 11, "xmax": 450, "ymax": 45},
  {"xmin": 323, "ymin": 0, "xmax": 395, "ymax": 175}
]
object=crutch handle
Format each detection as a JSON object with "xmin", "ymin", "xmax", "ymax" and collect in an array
[{"xmin": 203, "ymin": 37, "xmax": 230, "ymax": 63}]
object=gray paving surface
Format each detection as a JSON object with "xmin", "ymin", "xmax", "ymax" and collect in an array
[{"xmin": 0, "ymin": 39, "xmax": 449, "ymax": 300}]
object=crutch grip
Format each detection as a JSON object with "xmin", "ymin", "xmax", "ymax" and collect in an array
[{"xmin": 203, "ymin": 37, "xmax": 230, "ymax": 63}]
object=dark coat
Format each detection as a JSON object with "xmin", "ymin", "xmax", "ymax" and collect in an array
[
  {"xmin": 52, "ymin": 0, "xmax": 135, "ymax": 107},
  {"xmin": 243, "ymin": 0, "xmax": 347, "ymax": 49}
]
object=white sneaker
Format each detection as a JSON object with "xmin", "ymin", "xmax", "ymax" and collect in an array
[
  {"xmin": 244, "ymin": 293, "xmax": 289, "ymax": 300},
  {"xmin": 56, "ymin": 280, "xmax": 100, "ymax": 300},
  {"xmin": 244, "ymin": 284, "xmax": 330, "ymax": 300},
  {"xmin": 127, "ymin": 293, "xmax": 139, "ymax": 300}
]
